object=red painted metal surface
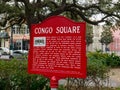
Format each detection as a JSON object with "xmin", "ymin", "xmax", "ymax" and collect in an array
[{"xmin": 28, "ymin": 16, "xmax": 86, "ymax": 79}]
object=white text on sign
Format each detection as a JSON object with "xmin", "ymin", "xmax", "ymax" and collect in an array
[{"xmin": 34, "ymin": 26, "xmax": 80, "ymax": 34}]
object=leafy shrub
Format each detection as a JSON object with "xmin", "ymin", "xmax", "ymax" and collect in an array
[
  {"xmin": 87, "ymin": 51, "xmax": 120, "ymax": 67},
  {"xmin": 0, "ymin": 60, "xmax": 49, "ymax": 90},
  {"xmin": 87, "ymin": 50, "xmax": 108, "ymax": 65},
  {"xmin": 1, "ymin": 51, "xmax": 120, "ymax": 90},
  {"xmin": 66, "ymin": 51, "xmax": 110, "ymax": 90},
  {"xmin": 105, "ymin": 53, "xmax": 120, "ymax": 67},
  {"xmin": 66, "ymin": 51, "xmax": 120, "ymax": 90}
]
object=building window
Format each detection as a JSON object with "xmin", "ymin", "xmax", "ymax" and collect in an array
[
  {"xmin": 13, "ymin": 40, "xmax": 29, "ymax": 50},
  {"xmin": 21, "ymin": 24, "xmax": 29, "ymax": 34},
  {"xmin": 12, "ymin": 25, "xmax": 20, "ymax": 34},
  {"xmin": 11, "ymin": 24, "xmax": 29, "ymax": 34},
  {"xmin": 14, "ymin": 40, "xmax": 22, "ymax": 50},
  {"xmin": 12, "ymin": 26, "xmax": 15, "ymax": 34}
]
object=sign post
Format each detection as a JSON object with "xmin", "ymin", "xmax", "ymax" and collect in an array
[
  {"xmin": 51, "ymin": 88, "xmax": 57, "ymax": 90},
  {"xmin": 50, "ymin": 76, "xmax": 58, "ymax": 90},
  {"xmin": 28, "ymin": 16, "xmax": 86, "ymax": 89},
  {"xmin": 51, "ymin": 87, "xmax": 57, "ymax": 90}
]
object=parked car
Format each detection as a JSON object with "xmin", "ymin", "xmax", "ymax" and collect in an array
[
  {"xmin": 10, "ymin": 50, "xmax": 28, "ymax": 60},
  {"xmin": 0, "ymin": 47, "xmax": 10, "ymax": 55}
]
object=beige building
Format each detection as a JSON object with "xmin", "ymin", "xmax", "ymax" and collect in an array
[
  {"xmin": 1, "ymin": 24, "xmax": 119, "ymax": 54},
  {"xmin": 108, "ymin": 26, "xmax": 120, "ymax": 55},
  {"xmin": 1, "ymin": 24, "xmax": 104, "ymax": 51},
  {"xmin": 88, "ymin": 25, "xmax": 105, "ymax": 51},
  {"xmin": 89, "ymin": 25, "xmax": 120, "ymax": 55},
  {"xmin": 0, "ymin": 24, "xmax": 30, "ymax": 50}
]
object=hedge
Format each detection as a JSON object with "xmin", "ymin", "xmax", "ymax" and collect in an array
[{"xmin": 0, "ymin": 51, "xmax": 120, "ymax": 90}]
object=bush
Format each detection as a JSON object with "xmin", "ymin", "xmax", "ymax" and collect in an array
[
  {"xmin": 87, "ymin": 51, "xmax": 120, "ymax": 68},
  {"xmin": 66, "ymin": 51, "xmax": 110, "ymax": 90},
  {"xmin": 66, "ymin": 51, "xmax": 120, "ymax": 90},
  {"xmin": 0, "ymin": 60, "xmax": 49, "ymax": 90},
  {"xmin": 1, "ymin": 51, "xmax": 120, "ymax": 90},
  {"xmin": 105, "ymin": 53, "xmax": 120, "ymax": 67}
]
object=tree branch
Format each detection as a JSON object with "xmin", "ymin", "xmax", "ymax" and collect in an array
[{"xmin": 66, "ymin": 7, "xmax": 107, "ymax": 25}]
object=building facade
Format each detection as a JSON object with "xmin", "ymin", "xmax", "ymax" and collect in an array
[
  {"xmin": 0, "ymin": 24, "xmax": 30, "ymax": 50},
  {"xmin": 1, "ymin": 23, "xmax": 120, "ymax": 55},
  {"xmin": 109, "ymin": 26, "xmax": 120, "ymax": 55},
  {"xmin": 0, "ymin": 31, "xmax": 10, "ymax": 48},
  {"xmin": 88, "ymin": 25, "xmax": 105, "ymax": 52},
  {"xmin": 10, "ymin": 24, "xmax": 30, "ymax": 50},
  {"xmin": 89, "ymin": 25, "xmax": 120, "ymax": 55}
]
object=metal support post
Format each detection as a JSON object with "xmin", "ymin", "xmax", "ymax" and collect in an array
[
  {"xmin": 50, "ymin": 76, "xmax": 58, "ymax": 90},
  {"xmin": 51, "ymin": 88, "xmax": 57, "ymax": 90}
]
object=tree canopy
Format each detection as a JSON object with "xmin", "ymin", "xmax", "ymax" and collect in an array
[
  {"xmin": 99, "ymin": 26, "xmax": 113, "ymax": 47},
  {"xmin": 86, "ymin": 24, "xmax": 93, "ymax": 46},
  {"xmin": 0, "ymin": 0, "xmax": 120, "ymax": 30}
]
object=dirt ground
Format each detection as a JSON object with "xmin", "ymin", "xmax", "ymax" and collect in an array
[{"xmin": 109, "ymin": 68, "xmax": 120, "ymax": 87}]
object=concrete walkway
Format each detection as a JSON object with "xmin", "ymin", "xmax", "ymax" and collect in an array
[{"xmin": 109, "ymin": 68, "xmax": 120, "ymax": 87}]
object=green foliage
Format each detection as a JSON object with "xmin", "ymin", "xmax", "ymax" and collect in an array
[
  {"xmin": 66, "ymin": 51, "xmax": 120, "ymax": 89},
  {"xmin": 87, "ymin": 51, "xmax": 109, "ymax": 79},
  {"xmin": 116, "ymin": 87, "xmax": 120, "ymax": 90},
  {"xmin": 99, "ymin": 26, "xmax": 113, "ymax": 46},
  {"xmin": 66, "ymin": 51, "xmax": 110, "ymax": 90},
  {"xmin": 58, "ymin": 85, "xmax": 66, "ymax": 90},
  {"xmin": 86, "ymin": 24, "xmax": 93, "ymax": 46},
  {"xmin": 0, "ymin": 60, "xmax": 49, "ymax": 90},
  {"xmin": 0, "ymin": 0, "xmax": 120, "ymax": 29},
  {"xmin": 87, "ymin": 51, "xmax": 120, "ymax": 68},
  {"xmin": 0, "ymin": 52, "xmax": 120, "ymax": 89},
  {"xmin": 105, "ymin": 53, "xmax": 120, "ymax": 67}
]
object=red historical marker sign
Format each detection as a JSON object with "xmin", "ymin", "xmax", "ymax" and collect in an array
[{"xmin": 28, "ymin": 16, "xmax": 86, "ymax": 79}]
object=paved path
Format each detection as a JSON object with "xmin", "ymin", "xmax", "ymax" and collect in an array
[{"xmin": 109, "ymin": 68, "xmax": 120, "ymax": 87}]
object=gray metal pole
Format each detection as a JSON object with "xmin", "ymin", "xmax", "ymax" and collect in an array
[{"xmin": 51, "ymin": 88, "xmax": 57, "ymax": 90}]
